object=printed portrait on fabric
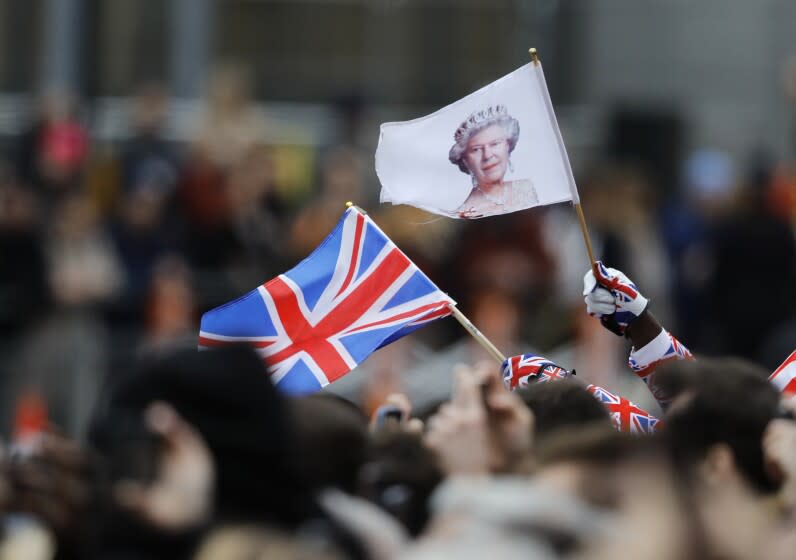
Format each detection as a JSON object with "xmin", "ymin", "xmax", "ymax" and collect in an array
[
  {"xmin": 448, "ymin": 105, "xmax": 538, "ymax": 218},
  {"xmin": 377, "ymin": 64, "xmax": 575, "ymax": 219}
]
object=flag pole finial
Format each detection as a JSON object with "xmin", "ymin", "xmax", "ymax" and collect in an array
[
  {"xmin": 529, "ymin": 47, "xmax": 539, "ymax": 66},
  {"xmin": 345, "ymin": 201, "xmax": 368, "ymax": 215}
]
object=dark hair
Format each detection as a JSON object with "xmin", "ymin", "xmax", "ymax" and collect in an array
[
  {"xmin": 534, "ymin": 426, "xmax": 670, "ymax": 509},
  {"xmin": 516, "ymin": 380, "xmax": 612, "ymax": 441},
  {"xmin": 357, "ymin": 430, "xmax": 443, "ymax": 537},
  {"xmin": 91, "ymin": 346, "xmax": 316, "ymax": 527},
  {"xmin": 659, "ymin": 357, "xmax": 780, "ymax": 494},
  {"xmin": 535, "ymin": 424, "xmax": 664, "ymax": 469},
  {"xmin": 290, "ymin": 393, "xmax": 369, "ymax": 494}
]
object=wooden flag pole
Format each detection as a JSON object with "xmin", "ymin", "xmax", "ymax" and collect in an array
[
  {"xmin": 574, "ymin": 202, "xmax": 598, "ymax": 269},
  {"xmin": 448, "ymin": 304, "xmax": 507, "ymax": 364},
  {"xmin": 345, "ymin": 201, "xmax": 507, "ymax": 364},
  {"xmin": 529, "ymin": 48, "xmax": 598, "ymax": 273}
]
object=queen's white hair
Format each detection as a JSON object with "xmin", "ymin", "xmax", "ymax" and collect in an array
[{"xmin": 448, "ymin": 105, "xmax": 520, "ymax": 174}]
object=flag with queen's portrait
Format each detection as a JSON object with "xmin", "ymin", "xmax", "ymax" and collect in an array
[
  {"xmin": 199, "ymin": 208, "xmax": 454, "ymax": 394},
  {"xmin": 377, "ymin": 61, "xmax": 578, "ymax": 219}
]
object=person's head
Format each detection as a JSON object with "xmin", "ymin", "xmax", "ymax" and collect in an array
[
  {"xmin": 0, "ymin": 171, "xmax": 39, "ymax": 230},
  {"xmin": 320, "ymin": 145, "xmax": 363, "ymax": 201},
  {"xmin": 681, "ymin": 149, "xmax": 737, "ymax": 218},
  {"xmin": 290, "ymin": 393, "xmax": 369, "ymax": 494},
  {"xmin": 206, "ymin": 62, "xmax": 253, "ymax": 114},
  {"xmin": 467, "ymin": 288, "xmax": 520, "ymax": 351},
  {"xmin": 132, "ymin": 82, "xmax": 169, "ymax": 135},
  {"xmin": 516, "ymin": 379, "xmax": 612, "ymax": 442},
  {"xmin": 92, "ymin": 346, "xmax": 316, "ymax": 528},
  {"xmin": 449, "ymin": 105, "xmax": 519, "ymax": 188},
  {"xmin": 357, "ymin": 430, "xmax": 443, "ymax": 536},
  {"xmin": 534, "ymin": 428, "xmax": 705, "ymax": 560},
  {"xmin": 144, "ymin": 256, "xmax": 195, "ymax": 341},
  {"xmin": 52, "ymin": 193, "xmax": 99, "ymax": 240},
  {"xmin": 658, "ymin": 357, "xmax": 780, "ymax": 496},
  {"xmin": 534, "ymin": 427, "xmax": 672, "ymax": 506}
]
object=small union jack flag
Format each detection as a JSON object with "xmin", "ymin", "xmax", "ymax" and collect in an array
[
  {"xmin": 501, "ymin": 353, "xmax": 573, "ymax": 390},
  {"xmin": 502, "ymin": 353, "xmax": 659, "ymax": 434},
  {"xmin": 199, "ymin": 208, "xmax": 454, "ymax": 394},
  {"xmin": 628, "ymin": 329, "xmax": 693, "ymax": 409},
  {"xmin": 586, "ymin": 384, "xmax": 660, "ymax": 434},
  {"xmin": 769, "ymin": 349, "xmax": 796, "ymax": 394}
]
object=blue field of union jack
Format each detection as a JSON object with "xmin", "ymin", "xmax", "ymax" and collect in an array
[{"xmin": 199, "ymin": 208, "xmax": 454, "ymax": 394}]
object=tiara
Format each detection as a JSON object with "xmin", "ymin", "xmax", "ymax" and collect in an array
[{"xmin": 453, "ymin": 105, "xmax": 509, "ymax": 143}]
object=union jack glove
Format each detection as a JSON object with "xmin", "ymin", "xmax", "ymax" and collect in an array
[
  {"xmin": 501, "ymin": 353, "xmax": 574, "ymax": 391},
  {"xmin": 583, "ymin": 261, "xmax": 649, "ymax": 336}
]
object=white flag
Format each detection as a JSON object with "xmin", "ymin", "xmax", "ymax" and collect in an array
[{"xmin": 376, "ymin": 62, "xmax": 578, "ymax": 219}]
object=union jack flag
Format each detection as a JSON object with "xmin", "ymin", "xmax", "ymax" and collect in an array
[
  {"xmin": 769, "ymin": 349, "xmax": 796, "ymax": 394},
  {"xmin": 501, "ymin": 353, "xmax": 573, "ymax": 390},
  {"xmin": 199, "ymin": 208, "xmax": 454, "ymax": 394},
  {"xmin": 586, "ymin": 384, "xmax": 660, "ymax": 434}
]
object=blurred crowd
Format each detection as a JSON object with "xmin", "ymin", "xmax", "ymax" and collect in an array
[
  {"xmin": 3, "ymin": 61, "xmax": 796, "ymax": 434},
  {"xmin": 0, "ymin": 261, "xmax": 794, "ymax": 560},
  {"xmin": 0, "ymin": 59, "xmax": 796, "ymax": 558}
]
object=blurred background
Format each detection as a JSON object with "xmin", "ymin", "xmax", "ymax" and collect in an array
[{"xmin": 2, "ymin": 0, "xmax": 796, "ymax": 438}]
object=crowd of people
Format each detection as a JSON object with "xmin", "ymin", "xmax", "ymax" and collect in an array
[
  {"xmin": 0, "ymin": 59, "xmax": 796, "ymax": 558},
  {"xmin": 0, "ymin": 259, "xmax": 793, "ymax": 559}
]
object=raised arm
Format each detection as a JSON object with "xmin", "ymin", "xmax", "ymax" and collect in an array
[{"xmin": 582, "ymin": 261, "xmax": 693, "ymax": 410}]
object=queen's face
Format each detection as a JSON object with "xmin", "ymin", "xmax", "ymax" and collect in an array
[{"xmin": 462, "ymin": 124, "xmax": 510, "ymax": 188}]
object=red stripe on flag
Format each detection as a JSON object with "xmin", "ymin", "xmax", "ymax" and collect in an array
[
  {"xmin": 262, "ymin": 247, "xmax": 414, "ymax": 383},
  {"xmin": 346, "ymin": 302, "xmax": 449, "ymax": 333},
  {"xmin": 409, "ymin": 306, "xmax": 452, "ymax": 324},
  {"xmin": 336, "ymin": 212, "xmax": 365, "ymax": 297},
  {"xmin": 263, "ymin": 277, "xmax": 352, "ymax": 379}
]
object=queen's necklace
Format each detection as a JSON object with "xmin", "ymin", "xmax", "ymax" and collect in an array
[{"xmin": 476, "ymin": 184, "xmax": 506, "ymax": 206}]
